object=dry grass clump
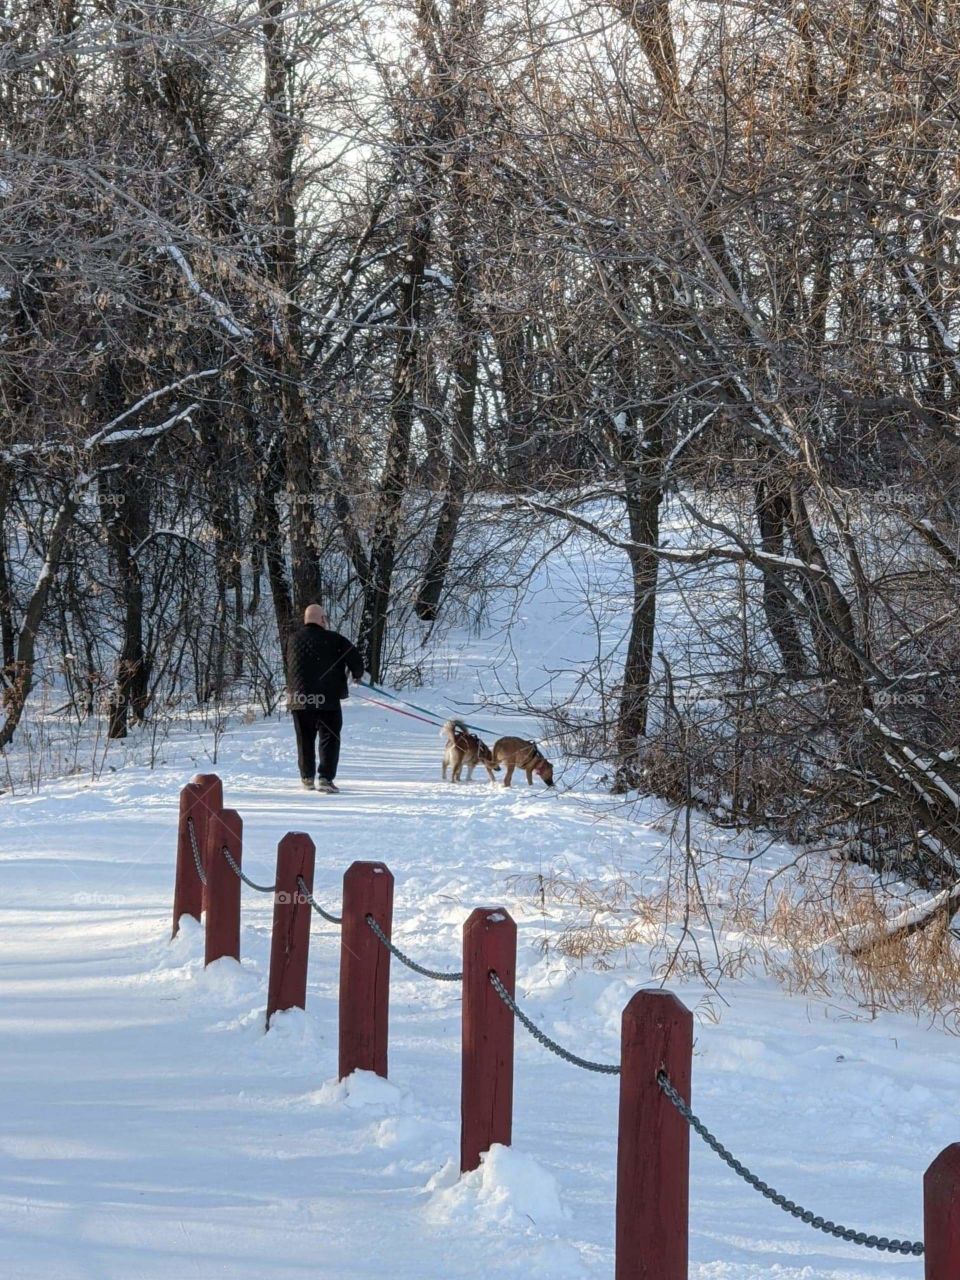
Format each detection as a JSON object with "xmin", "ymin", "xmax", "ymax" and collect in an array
[
  {"xmin": 507, "ymin": 870, "xmax": 664, "ymax": 962},
  {"xmin": 517, "ymin": 862, "xmax": 960, "ymax": 1030},
  {"xmin": 756, "ymin": 877, "xmax": 960, "ymax": 1028}
]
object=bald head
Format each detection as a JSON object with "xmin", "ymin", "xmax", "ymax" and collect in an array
[{"xmin": 304, "ymin": 603, "xmax": 328, "ymax": 627}]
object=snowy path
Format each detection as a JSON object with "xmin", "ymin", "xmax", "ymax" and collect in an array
[{"xmin": 0, "ymin": 697, "xmax": 954, "ymax": 1279}]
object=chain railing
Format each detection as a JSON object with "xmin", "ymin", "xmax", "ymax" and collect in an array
[
  {"xmin": 488, "ymin": 971, "xmax": 621, "ymax": 1075},
  {"xmin": 657, "ymin": 1072, "xmax": 924, "ymax": 1257},
  {"xmin": 220, "ymin": 846, "xmax": 276, "ymax": 894},
  {"xmin": 487, "ymin": 976, "xmax": 924, "ymax": 1252},
  {"xmin": 186, "ymin": 820, "xmax": 276, "ymax": 895},
  {"xmin": 297, "ymin": 876, "xmax": 342, "ymax": 925},
  {"xmin": 365, "ymin": 915, "xmax": 463, "ymax": 981},
  {"xmin": 186, "ymin": 816, "xmax": 206, "ymax": 885},
  {"xmin": 181, "ymin": 809, "xmax": 930, "ymax": 1259}
]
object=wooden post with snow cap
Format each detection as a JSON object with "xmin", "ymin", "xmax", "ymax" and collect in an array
[
  {"xmin": 204, "ymin": 808, "xmax": 243, "ymax": 966},
  {"xmin": 338, "ymin": 861, "xmax": 394, "ymax": 1080},
  {"xmin": 925, "ymin": 1144, "xmax": 960, "ymax": 1278},
  {"xmin": 266, "ymin": 833, "xmax": 316, "ymax": 1030},
  {"xmin": 460, "ymin": 907, "xmax": 517, "ymax": 1174},
  {"xmin": 615, "ymin": 990, "xmax": 692, "ymax": 1280},
  {"xmin": 172, "ymin": 772, "xmax": 222, "ymax": 937}
]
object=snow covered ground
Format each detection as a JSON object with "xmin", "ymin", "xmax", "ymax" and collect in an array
[{"xmin": 0, "ymin": 533, "xmax": 955, "ymax": 1279}]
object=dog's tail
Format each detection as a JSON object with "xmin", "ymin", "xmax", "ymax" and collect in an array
[
  {"xmin": 440, "ymin": 718, "xmax": 464, "ymax": 743},
  {"xmin": 478, "ymin": 742, "xmax": 502, "ymax": 770}
]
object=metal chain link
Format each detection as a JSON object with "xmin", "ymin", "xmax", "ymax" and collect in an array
[
  {"xmin": 489, "ymin": 971, "xmax": 621, "ymax": 1074},
  {"xmin": 186, "ymin": 816, "xmax": 207, "ymax": 885},
  {"xmin": 657, "ymin": 1072, "xmax": 924, "ymax": 1257},
  {"xmin": 220, "ymin": 846, "xmax": 276, "ymax": 894},
  {"xmin": 365, "ymin": 915, "xmax": 463, "ymax": 981},
  {"xmin": 297, "ymin": 876, "xmax": 342, "ymax": 925}
]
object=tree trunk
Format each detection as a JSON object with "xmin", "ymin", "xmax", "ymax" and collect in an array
[
  {"xmin": 259, "ymin": 0, "xmax": 322, "ymax": 615},
  {"xmin": 415, "ymin": 204, "xmax": 477, "ymax": 623},
  {"xmin": 754, "ymin": 477, "xmax": 808, "ymax": 678},
  {"xmin": 0, "ymin": 492, "xmax": 78, "ymax": 751},
  {"xmin": 613, "ymin": 409, "xmax": 663, "ymax": 792},
  {"xmin": 360, "ymin": 210, "xmax": 431, "ymax": 679},
  {"xmin": 102, "ymin": 461, "xmax": 150, "ymax": 738},
  {"xmin": 0, "ymin": 474, "xmax": 15, "ymax": 681},
  {"xmin": 254, "ymin": 430, "xmax": 295, "ymax": 662},
  {"xmin": 229, "ymin": 483, "xmax": 244, "ymax": 678},
  {"xmin": 783, "ymin": 481, "xmax": 862, "ymax": 684},
  {"xmin": 495, "ymin": 327, "xmax": 535, "ymax": 487}
]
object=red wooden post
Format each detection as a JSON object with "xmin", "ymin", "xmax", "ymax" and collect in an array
[
  {"xmin": 204, "ymin": 808, "xmax": 243, "ymax": 967},
  {"xmin": 196, "ymin": 773, "xmax": 225, "ymax": 917},
  {"xmin": 338, "ymin": 861, "xmax": 393, "ymax": 1080},
  {"xmin": 616, "ymin": 990, "xmax": 692, "ymax": 1280},
  {"xmin": 266, "ymin": 833, "xmax": 316, "ymax": 1029},
  {"xmin": 172, "ymin": 773, "xmax": 222, "ymax": 937},
  {"xmin": 925, "ymin": 1144, "xmax": 960, "ymax": 1279},
  {"xmin": 460, "ymin": 907, "xmax": 517, "ymax": 1174}
]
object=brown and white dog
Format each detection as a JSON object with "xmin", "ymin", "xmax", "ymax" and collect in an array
[
  {"xmin": 491, "ymin": 736, "xmax": 555, "ymax": 788},
  {"xmin": 441, "ymin": 720, "xmax": 499, "ymax": 783}
]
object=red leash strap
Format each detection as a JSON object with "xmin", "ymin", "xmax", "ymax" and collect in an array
[{"xmin": 355, "ymin": 691, "xmax": 441, "ymax": 728}]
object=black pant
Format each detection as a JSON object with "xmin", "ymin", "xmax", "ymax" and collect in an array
[{"xmin": 292, "ymin": 705, "xmax": 343, "ymax": 782}]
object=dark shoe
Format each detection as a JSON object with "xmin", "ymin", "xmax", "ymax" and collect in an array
[
  {"xmin": 300, "ymin": 778, "xmax": 316, "ymax": 791},
  {"xmin": 316, "ymin": 778, "xmax": 339, "ymax": 794}
]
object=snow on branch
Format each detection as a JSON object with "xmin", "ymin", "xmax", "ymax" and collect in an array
[
  {"xmin": 515, "ymin": 497, "xmax": 830, "ymax": 577},
  {"xmin": 85, "ymin": 368, "xmax": 221, "ymax": 450},
  {"xmin": 662, "ymin": 407, "xmax": 721, "ymax": 476},
  {"xmin": 316, "ymin": 275, "xmax": 403, "ymax": 372},
  {"xmin": 162, "ymin": 245, "xmax": 251, "ymax": 340},
  {"xmin": 845, "ymin": 878, "xmax": 960, "ymax": 957},
  {"xmin": 911, "ymin": 518, "xmax": 960, "ymax": 572},
  {"xmin": 131, "ymin": 528, "xmax": 212, "ymax": 559},
  {"xmin": 897, "ymin": 253, "xmax": 960, "ymax": 377},
  {"xmin": 865, "ymin": 709, "xmax": 960, "ymax": 811},
  {"xmin": 88, "ymin": 403, "xmax": 199, "ymax": 450},
  {"xmin": 3, "ymin": 374, "xmax": 217, "ymax": 466}
]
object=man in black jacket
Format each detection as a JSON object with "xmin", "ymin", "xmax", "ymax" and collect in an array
[{"xmin": 287, "ymin": 603, "xmax": 364, "ymax": 793}]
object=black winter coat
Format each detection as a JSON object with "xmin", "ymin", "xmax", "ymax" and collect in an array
[{"xmin": 286, "ymin": 624, "xmax": 364, "ymax": 709}]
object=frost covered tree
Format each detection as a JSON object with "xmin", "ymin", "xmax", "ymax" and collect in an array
[{"xmin": 3, "ymin": 0, "xmax": 960, "ymax": 920}]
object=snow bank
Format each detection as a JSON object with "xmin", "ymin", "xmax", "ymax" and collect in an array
[
  {"xmin": 426, "ymin": 1144, "xmax": 566, "ymax": 1228},
  {"xmin": 0, "ymin": 517, "xmax": 949, "ymax": 1277}
]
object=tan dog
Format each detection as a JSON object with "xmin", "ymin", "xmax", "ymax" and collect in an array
[
  {"xmin": 441, "ymin": 720, "xmax": 499, "ymax": 782},
  {"xmin": 492, "ymin": 736, "xmax": 555, "ymax": 788}
]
